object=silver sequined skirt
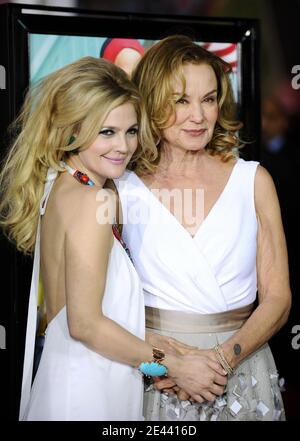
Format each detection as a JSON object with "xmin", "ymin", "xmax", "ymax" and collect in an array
[{"xmin": 144, "ymin": 306, "xmax": 285, "ymax": 421}]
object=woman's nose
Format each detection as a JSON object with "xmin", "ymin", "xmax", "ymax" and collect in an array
[
  {"xmin": 190, "ymin": 103, "xmax": 205, "ymax": 122},
  {"xmin": 115, "ymin": 134, "xmax": 129, "ymax": 153}
]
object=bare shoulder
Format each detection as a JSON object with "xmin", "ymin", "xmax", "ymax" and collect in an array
[
  {"xmin": 254, "ymin": 165, "xmax": 281, "ymax": 218},
  {"xmin": 73, "ymin": 185, "xmax": 115, "ymax": 225},
  {"xmin": 255, "ymin": 164, "xmax": 274, "ymax": 185},
  {"xmin": 254, "ymin": 165, "xmax": 277, "ymax": 198},
  {"xmin": 66, "ymin": 186, "xmax": 115, "ymax": 258},
  {"xmin": 52, "ymin": 177, "xmax": 116, "ymax": 236}
]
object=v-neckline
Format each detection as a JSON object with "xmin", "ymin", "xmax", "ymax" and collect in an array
[{"xmin": 132, "ymin": 158, "xmax": 240, "ymax": 240}]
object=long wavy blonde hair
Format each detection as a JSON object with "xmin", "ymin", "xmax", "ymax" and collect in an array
[
  {"xmin": 0, "ymin": 56, "xmax": 155, "ymax": 254},
  {"xmin": 132, "ymin": 35, "xmax": 243, "ymax": 174}
]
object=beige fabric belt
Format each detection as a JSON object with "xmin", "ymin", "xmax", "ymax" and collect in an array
[{"xmin": 145, "ymin": 303, "xmax": 254, "ymax": 333}]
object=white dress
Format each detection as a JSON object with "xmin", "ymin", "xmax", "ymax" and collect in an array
[
  {"xmin": 115, "ymin": 159, "xmax": 286, "ymax": 421},
  {"xmin": 115, "ymin": 158, "xmax": 258, "ymax": 313},
  {"xmin": 19, "ymin": 169, "xmax": 145, "ymax": 421}
]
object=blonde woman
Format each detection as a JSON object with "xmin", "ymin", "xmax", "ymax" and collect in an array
[
  {"xmin": 115, "ymin": 35, "xmax": 291, "ymax": 420},
  {"xmin": 0, "ymin": 56, "xmax": 228, "ymax": 421}
]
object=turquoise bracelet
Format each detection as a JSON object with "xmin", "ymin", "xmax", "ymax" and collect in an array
[{"xmin": 138, "ymin": 361, "xmax": 168, "ymax": 377}]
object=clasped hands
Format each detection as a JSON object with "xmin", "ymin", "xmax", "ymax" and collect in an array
[{"xmin": 146, "ymin": 333, "xmax": 228, "ymax": 403}]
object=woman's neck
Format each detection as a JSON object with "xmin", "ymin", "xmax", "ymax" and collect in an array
[
  {"xmin": 66, "ymin": 156, "xmax": 106, "ymax": 188},
  {"xmin": 157, "ymin": 145, "xmax": 210, "ymax": 179}
]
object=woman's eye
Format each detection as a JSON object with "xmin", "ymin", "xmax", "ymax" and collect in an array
[
  {"xmin": 204, "ymin": 96, "xmax": 217, "ymax": 103},
  {"xmin": 99, "ymin": 129, "xmax": 114, "ymax": 136},
  {"xmin": 127, "ymin": 127, "xmax": 139, "ymax": 136},
  {"xmin": 176, "ymin": 97, "xmax": 188, "ymax": 104}
]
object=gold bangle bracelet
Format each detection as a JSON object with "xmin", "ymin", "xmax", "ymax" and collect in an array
[
  {"xmin": 213, "ymin": 344, "xmax": 234, "ymax": 375},
  {"xmin": 214, "ymin": 345, "xmax": 234, "ymax": 375}
]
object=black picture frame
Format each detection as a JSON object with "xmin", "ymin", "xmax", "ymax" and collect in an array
[{"xmin": 0, "ymin": 2, "xmax": 260, "ymax": 420}]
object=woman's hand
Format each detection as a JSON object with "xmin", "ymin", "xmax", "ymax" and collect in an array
[
  {"xmin": 145, "ymin": 333, "xmax": 199, "ymax": 400},
  {"xmin": 153, "ymin": 376, "xmax": 190, "ymax": 400},
  {"xmin": 146, "ymin": 333, "xmax": 227, "ymax": 402},
  {"xmin": 163, "ymin": 352, "xmax": 227, "ymax": 403},
  {"xmin": 165, "ymin": 338, "xmax": 226, "ymax": 401},
  {"xmin": 153, "ymin": 348, "xmax": 224, "ymax": 402}
]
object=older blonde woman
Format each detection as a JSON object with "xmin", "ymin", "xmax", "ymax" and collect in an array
[{"xmin": 115, "ymin": 35, "xmax": 291, "ymax": 421}]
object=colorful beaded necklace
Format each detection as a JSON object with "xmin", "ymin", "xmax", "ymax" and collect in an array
[
  {"xmin": 60, "ymin": 161, "xmax": 133, "ymax": 262},
  {"xmin": 60, "ymin": 161, "xmax": 94, "ymax": 186}
]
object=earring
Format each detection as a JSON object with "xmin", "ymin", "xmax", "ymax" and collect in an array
[{"xmin": 68, "ymin": 135, "xmax": 76, "ymax": 145}]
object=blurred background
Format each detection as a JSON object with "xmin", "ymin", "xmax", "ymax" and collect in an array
[{"xmin": 1, "ymin": 0, "xmax": 299, "ymax": 420}]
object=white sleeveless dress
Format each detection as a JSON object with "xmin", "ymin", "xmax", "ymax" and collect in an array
[
  {"xmin": 19, "ymin": 168, "xmax": 145, "ymax": 421},
  {"xmin": 115, "ymin": 158, "xmax": 286, "ymax": 421}
]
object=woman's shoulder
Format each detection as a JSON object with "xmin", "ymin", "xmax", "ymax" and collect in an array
[
  {"xmin": 57, "ymin": 182, "xmax": 115, "ymax": 264},
  {"xmin": 51, "ymin": 175, "xmax": 116, "ymax": 230},
  {"xmin": 254, "ymin": 164, "xmax": 276, "ymax": 192},
  {"xmin": 253, "ymin": 165, "xmax": 280, "ymax": 217}
]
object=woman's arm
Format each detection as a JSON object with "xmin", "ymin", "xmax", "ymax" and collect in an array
[
  {"xmin": 220, "ymin": 165, "xmax": 291, "ymax": 369},
  {"xmin": 65, "ymin": 187, "xmax": 154, "ymax": 367},
  {"xmin": 64, "ymin": 187, "xmax": 227, "ymax": 401},
  {"xmin": 165, "ymin": 165, "xmax": 291, "ymax": 398}
]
